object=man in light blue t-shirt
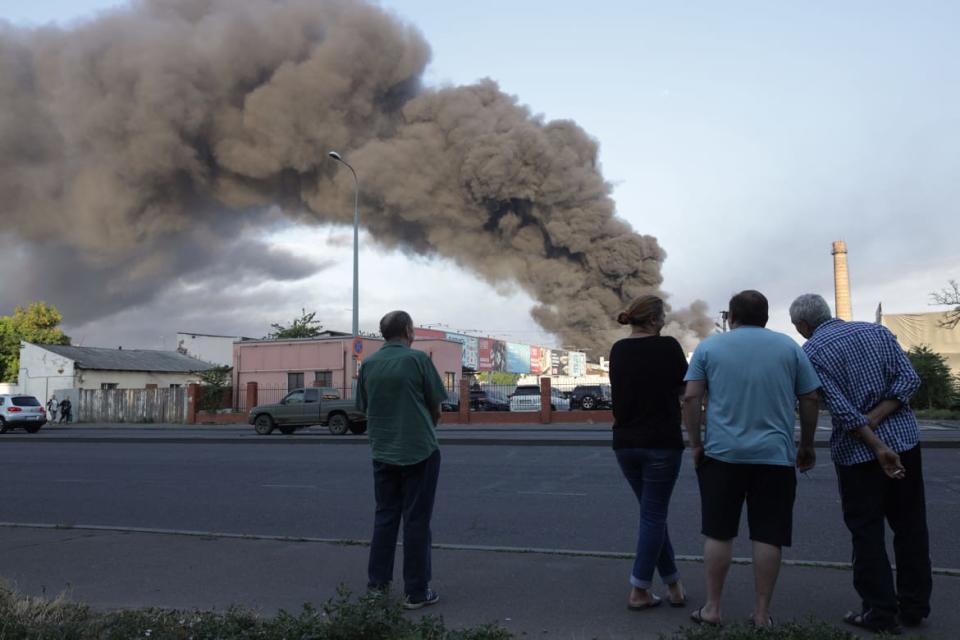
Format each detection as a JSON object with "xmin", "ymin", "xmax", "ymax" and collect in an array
[{"xmin": 682, "ymin": 290, "xmax": 820, "ymax": 628}]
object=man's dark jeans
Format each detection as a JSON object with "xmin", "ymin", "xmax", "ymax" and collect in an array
[
  {"xmin": 836, "ymin": 444, "xmax": 932, "ymax": 623},
  {"xmin": 368, "ymin": 448, "xmax": 441, "ymax": 599}
]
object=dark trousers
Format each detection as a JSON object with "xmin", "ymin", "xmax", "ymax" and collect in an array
[
  {"xmin": 368, "ymin": 448, "xmax": 441, "ymax": 599},
  {"xmin": 836, "ymin": 444, "xmax": 932, "ymax": 622}
]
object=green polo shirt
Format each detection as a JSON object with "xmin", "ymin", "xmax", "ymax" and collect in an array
[{"xmin": 356, "ymin": 341, "xmax": 447, "ymax": 466}]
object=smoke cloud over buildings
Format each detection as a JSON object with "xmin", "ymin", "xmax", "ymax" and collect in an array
[{"xmin": 0, "ymin": 0, "xmax": 709, "ymax": 353}]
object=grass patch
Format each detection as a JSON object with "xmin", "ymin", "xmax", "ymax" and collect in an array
[
  {"xmin": 0, "ymin": 585, "xmax": 901, "ymax": 640},
  {"xmin": 0, "ymin": 584, "xmax": 510, "ymax": 640},
  {"xmin": 661, "ymin": 619, "xmax": 906, "ymax": 640}
]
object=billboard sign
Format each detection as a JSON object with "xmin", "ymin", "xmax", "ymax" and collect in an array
[
  {"xmin": 445, "ymin": 332, "xmax": 479, "ymax": 370},
  {"xmin": 506, "ymin": 342, "xmax": 531, "ymax": 374},
  {"xmin": 550, "ymin": 350, "xmax": 562, "ymax": 376},
  {"xmin": 569, "ymin": 351, "xmax": 587, "ymax": 377}
]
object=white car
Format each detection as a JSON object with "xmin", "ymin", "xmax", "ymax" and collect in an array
[
  {"xmin": 508, "ymin": 385, "xmax": 571, "ymax": 412},
  {"xmin": 0, "ymin": 394, "xmax": 47, "ymax": 433}
]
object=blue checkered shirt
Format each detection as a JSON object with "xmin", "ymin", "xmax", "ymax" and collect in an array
[{"xmin": 801, "ymin": 319, "xmax": 921, "ymax": 466}]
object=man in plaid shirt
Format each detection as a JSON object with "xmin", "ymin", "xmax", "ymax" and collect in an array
[{"xmin": 790, "ymin": 294, "xmax": 931, "ymax": 635}]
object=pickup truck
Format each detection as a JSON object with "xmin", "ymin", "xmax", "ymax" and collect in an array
[{"xmin": 248, "ymin": 387, "xmax": 367, "ymax": 436}]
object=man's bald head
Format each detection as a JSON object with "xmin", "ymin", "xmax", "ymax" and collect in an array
[{"xmin": 380, "ymin": 310, "xmax": 414, "ymax": 343}]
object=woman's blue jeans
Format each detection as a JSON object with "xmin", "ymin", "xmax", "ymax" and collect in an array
[{"xmin": 615, "ymin": 447, "xmax": 683, "ymax": 589}]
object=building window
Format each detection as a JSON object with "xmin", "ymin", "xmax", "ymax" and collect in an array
[
  {"xmin": 169, "ymin": 384, "xmax": 182, "ymax": 389},
  {"xmin": 287, "ymin": 372, "xmax": 305, "ymax": 390},
  {"xmin": 101, "ymin": 383, "xmax": 118, "ymax": 390},
  {"xmin": 444, "ymin": 372, "xmax": 456, "ymax": 391},
  {"xmin": 314, "ymin": 370, "xmax": 333, "ymax": 387}
]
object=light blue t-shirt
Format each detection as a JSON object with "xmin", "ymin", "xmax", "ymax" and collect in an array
[{"xmin": 684, "ymin": 326, "xmax": 821, "ymax": 466}]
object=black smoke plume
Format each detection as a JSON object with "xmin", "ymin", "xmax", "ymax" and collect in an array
[{"xmin": 0, "ymin": 0, "xmax": 709, "ymax": 353}]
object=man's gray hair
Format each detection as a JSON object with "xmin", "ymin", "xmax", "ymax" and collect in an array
[
  {"xmin": 380, "ymin": 310, "xmax": 413, "ymax": 341},
  {"xmin": 789, "ymin": 294, "xmax": 833, "ymax": 328}
]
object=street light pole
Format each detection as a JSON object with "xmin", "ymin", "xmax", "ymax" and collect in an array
[{"xmin": 328, "ymin": 151, "xmax": 359, "ymax": 337}]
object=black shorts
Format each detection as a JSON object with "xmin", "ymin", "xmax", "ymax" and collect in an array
[{"xmin": 696, "ymin": 456, "xmax": 797, "ymax": 547}]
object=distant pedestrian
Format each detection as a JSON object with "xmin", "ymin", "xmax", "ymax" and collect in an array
[
  {"xmin": 356, "ymin": 310, "xmax": 447, "ymax": 609},
  {"xmin": 683, "ymin": 290, "xmax": 820, "ymax": 627},
  {"xmin": 47, "ymin": 396, "xmax": 58, "ymax": 423},
  {"xmin": 609, "ymin": 295, "xmax": 688, "ymax": 610},
  {"xmin": 58, "ymin": 397, "xmax": 72, "ymax": 424},
  {"xmin": 790, "ymin": 293, "xmax": 931, "ymax": 634}
]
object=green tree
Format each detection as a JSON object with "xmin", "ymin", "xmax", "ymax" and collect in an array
[
  {"xmin": 907, "ymin": 345, "xmax": 956, "ymax": 409},
  {"xmin": 197, "ymin": 365, "xmax": 232, "ymax": 411},
  {"xmin": 931, "ymin": 279, "xmax": 960, "ymax": 329},
  {"xmin": 266, "ymin": 309, "xmax": 324, "ymax": 339},
  {"xmin": 0, "ymin": 303, "xmax": 71, "ymax": 382}
]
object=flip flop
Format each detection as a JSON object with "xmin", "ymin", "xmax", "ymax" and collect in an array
[
  {"xmin": 690, "ymin": 606, "xmax": 721, "ymax": 626},
  {"xmin": 627, "ymin": 594, "xmax": 662, "ymax": 611},
  {"xmin": 843, "ymin": 610, "xmax": 902, "ymax": 635},
  {"xmin": 668, "ymin": 596, "xmax": 687, "ymax": 608},
  {"xmin": 748, "ymin": 615, "xmax": 774, "ymax": 627}
]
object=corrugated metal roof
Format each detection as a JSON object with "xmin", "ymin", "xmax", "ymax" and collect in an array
[{"xmin": 36, "ymin": 344, "xmax": 216, "ymax": 373}]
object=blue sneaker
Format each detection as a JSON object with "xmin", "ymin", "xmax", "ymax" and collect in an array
[{"xmin": 403, "ymin": 589, "xmax": 440, "ymax": 610}]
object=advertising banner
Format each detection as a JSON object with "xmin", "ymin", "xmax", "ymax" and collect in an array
[
  {"xmin": 550, "ymin": 350, "xmax": 562, "ymax": 376},
  {"xmin": 445, "ymin": 332, "xmax": 479, "ymax": 370},
  {"xmin": 506, "ymin": 342, "xmax": 531, "ymax": 374},
  {"xmin": 569, "ymin": 351, "xmax": 587, "ymax": 377},
  {"xmin": 478, "ymin": 338, "xmax": 493, "ymax": 371},
  {"xmin": 491, "ymin": 340, "xmax": 507, "ymax": 372},
  {"xmin": 529, "ymin": 346, "xmax": 543, "ymax": 375}
]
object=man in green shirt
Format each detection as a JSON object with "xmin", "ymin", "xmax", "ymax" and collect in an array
[{"xmin": 356, "ymin": 310, "xmax": 447, "ymax": 609}]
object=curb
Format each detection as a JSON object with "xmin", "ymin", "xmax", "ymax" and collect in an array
[
  {"xmin": 1, "ymin": 521, "xmax": 958, "ymax": 578},
  {"xmin": 3, "ymin": 435, "xmax": 960, "ymax": 448}
]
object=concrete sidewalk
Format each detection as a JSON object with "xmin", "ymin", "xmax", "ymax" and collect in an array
[{"xmin": 0, "ymin": 525, "xmax": 956, "ymax": 639}]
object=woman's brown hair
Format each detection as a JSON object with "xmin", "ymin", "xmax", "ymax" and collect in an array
[{"xmin": 617, "ymin": 295, "xmax": 665, "ymax": 327}]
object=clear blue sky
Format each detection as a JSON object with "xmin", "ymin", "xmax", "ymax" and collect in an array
[{"xmin": 5, "ymin": 0, "xmax": 958, "ymax": 346}]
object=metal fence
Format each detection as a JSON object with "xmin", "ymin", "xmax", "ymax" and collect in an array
[
  {"xmin": 77, "ymin": 388, "xmax": 187, "ymax": 423},
  {"xmin": 445, "ymin": 382, "xmax": 612, "ymax": 412},
  {"xmin": 236, "ymin": 385, "xmax": 356, "ymax": 413}
]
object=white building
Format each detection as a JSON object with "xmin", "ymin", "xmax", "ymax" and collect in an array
[
  {"xmin": 18, "ymin": 343, "xmax": 216, "ymax": 401},
  {"xmin": 176, "ymin": 332, "xmax": 249, "ymax": 368}
]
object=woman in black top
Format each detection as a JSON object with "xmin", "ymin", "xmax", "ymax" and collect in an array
[{"xmin": 610, "ymin": 294, "xmax": 688, "ymax": 610}]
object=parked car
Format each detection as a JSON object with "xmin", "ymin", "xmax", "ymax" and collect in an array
[
  {"xmin": 508, "ymin": 386, "xmax": 570, "ymax": 412},
  {"xmin": 569, "ymin": 384, "xmax": 612, "ymax": 410},
  {"xmin": 477, "ymin": 388, "xmax": 511, "ymax": 411},
  {"xmin": 0, "ymin": 394, "xmax": 47, "ymax": 433},
  {"xmin": 441, "ymin": 391, "xmax": 460, "ymax": 412},
  {"xmin": 248, "ymin": 387, "xmax": 366, "ymax": 436},
  {"xmin": 440, "ymin": 388, "xmax": 511, "ymax": 412}
]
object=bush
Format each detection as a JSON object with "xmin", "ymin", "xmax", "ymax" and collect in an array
[
  {"xmin": 907, "ymin": 346, "xmax": 956, "ymax": 410},
  {"xmin": 0, "ymin": 584, "xmax": 511, "ymax": 640}
]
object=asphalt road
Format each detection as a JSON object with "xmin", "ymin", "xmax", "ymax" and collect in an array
[{"xmin": 1, "ymin": 439, "xmax": 958, "ymax": 569}]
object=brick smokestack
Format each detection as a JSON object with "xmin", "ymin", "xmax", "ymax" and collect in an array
[{"xmin": 832, "ymin": 240, "xmax": 853, "ymax": 321}]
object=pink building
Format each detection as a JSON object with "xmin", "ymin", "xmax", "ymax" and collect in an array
[{"xmin": 232, "ymin": 335, "xmax": 463, "ymax": 404}]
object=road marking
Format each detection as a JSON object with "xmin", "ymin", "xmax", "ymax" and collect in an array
[
  {"xmin": 0, "ymin": 521, "xmax": 957, "ymax": 577},
  {"xmin": 516, "ymin": 491, "xmax": 588, "ymax": 497},
  {"xmin": 261, "ymin": 484, "xmax": 316, "ymax": 489}
]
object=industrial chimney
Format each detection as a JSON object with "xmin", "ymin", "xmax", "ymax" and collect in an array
[{"xmin": 832, "ymin": 240, "xmax": 853, "ymax": 321}]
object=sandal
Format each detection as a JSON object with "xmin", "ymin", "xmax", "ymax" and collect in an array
[
  {"xmin": 843, "ymin": 610, "xmax": 902, "ymax": 635},
  {"xmin": 690, "ymin": 606, "xmax": 721, "ymax": 626},
  {"xmin": 627, "ymin": 594, "xmax": 662, "ymax": 611},
  {"xmin": 748, "ymin": 615, "xmax": 774, "ymax": 627}
]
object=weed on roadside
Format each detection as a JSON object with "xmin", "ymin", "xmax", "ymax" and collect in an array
[
  {"xmin": 661, "ymin": 618, "xmax": 893, "ymax": 640},
  {"xmin": 0, "ymin": 583, "xmax": 511, "ymax": 640}
]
